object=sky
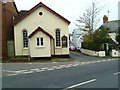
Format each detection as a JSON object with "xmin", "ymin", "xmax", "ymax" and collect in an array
[{"xmin": 14, "ymin": 0, "xmax": 120, "ymax": 33}]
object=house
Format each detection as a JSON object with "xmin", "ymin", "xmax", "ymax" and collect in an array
[
  {"xmin": 72, "ymin": 29, "xmax": 82, "ymax": 50},
  {"xmin": 14, "ymin": 2, "xmax": 70, "ymax": 59},
  {"xmin": 69, "ymin": 33, "xmax": 73, "ymax": 45},
  {"xmin": 1, "ymin": 0, "xmax": 18, "ymax": 58},
  {"xmin": 100, "ymin": 15, "xmax": 120, "ymax": 48},
  {"xmin": 72, "ymin": 26, "xmax": 89, "ymax": 50},
  {"xmin": 119, "ymin": 1, "xmax": 120, "ymax": 20}
]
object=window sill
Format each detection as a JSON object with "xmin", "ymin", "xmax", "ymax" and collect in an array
[
  {"xmin": 23, "ymin": 48, "xmax": 28, "ymax": 50},
  {"xmin": 36, "ymin": 46, "xmax": 45, "ymax": 48},
  {"xmin": 55, "ymin": 46, "xmax": 62, "ymax": 49}
]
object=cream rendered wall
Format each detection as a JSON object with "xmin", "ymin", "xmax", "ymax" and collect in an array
[
  {"xmin": 29, "ymin": 32, "xmax": 51, "ymax": 57},
  {"xmin": 14, "ymin": 6, "xmax": 69, "ymax": 56}
]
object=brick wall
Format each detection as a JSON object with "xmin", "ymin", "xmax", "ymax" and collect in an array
[{"xmin": 2, "ymin": 1, "xmax": 18, "ymax": 58}]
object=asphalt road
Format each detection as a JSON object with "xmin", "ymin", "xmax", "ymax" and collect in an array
[{"xmin": 2, "ymin": 51, "xmax": 120, "ymax": 89}]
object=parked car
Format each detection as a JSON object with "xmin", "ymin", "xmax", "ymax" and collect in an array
[{"xmin": 69, "ymin": 44, "xmax": 76, "ymax": 51}]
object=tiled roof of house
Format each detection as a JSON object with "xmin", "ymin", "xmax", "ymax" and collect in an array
[{"xmin": 14, "ymin": 2, "xmax": 70, "ymax": 25}]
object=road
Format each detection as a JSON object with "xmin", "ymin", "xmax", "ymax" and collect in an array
[{"xmin": 2, "ymin": 51, "xmax": 119, "ymax": 89}]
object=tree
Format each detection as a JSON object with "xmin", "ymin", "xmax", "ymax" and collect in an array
[
  {"xmin": 82, "ymin": 27, "xmax": 109, "ymax": 51},
  {"xmin": 76, "ymin": 1, "xmax": 103, "ymax": 34},
  {"xmin": 116, "ymin": 27, "xmax": 120, "ymax": 45}
]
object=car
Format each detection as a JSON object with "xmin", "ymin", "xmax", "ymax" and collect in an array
[{"xmin": 69, "ymin": 44, "xmax": 76, "ymax": 51}]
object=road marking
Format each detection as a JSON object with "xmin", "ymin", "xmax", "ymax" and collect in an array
[
  {"xmin": 47, "ymin": 68, "xmax": 54, "ymax": 71},
  {"xmin": 41, "ymin": 67, "xmax": 49, "ymax": 70},
  {"xmin": 21, "ymin": 71, "xmax": 34, "ymax": 74},
  {"xmin": 52, "ymin": 62, "xmax": 57, "ymax": 63},
  {"xmin": 59, "ymin": 65, "xmax": 66, "ymax": 68},
  {"xmin": 85, "ymin": 61, "xmax": 91, "ymax": 64},
  {"xmin": 7, "ymin": 74, "xmax": 18, "ymax": 76},
  {"xmin": 51, "ymin": 66, "xmax": 58, "ymax": 69},
  {"xmin": 91, "ymin": 61, "xmax": 96, "ymax": 64},
  {"xmin": 64, "ymin": 79, "xmax": 96, "ymax": 90},
  {"xmin": 113, "ymin": 72, "xmax": 120, "ymax": 75},
  {"xmin": 81, "ymin": 62, "xmax": 86, "ymax": 65},
  {"xmin": 29, "ymin": 63, "xmax": 32, "ymax": 64},
  {"xmin": 72, "ymin": 64, "xmax": 79, "ymax": 67},
  {"xmin": 97, "ymin": 60, "xmax": 101, "ymax": 63},
  {"xmin": 65, "ymin": 65, "xmax": 72, "ymax": 68},
  {"xmin": 36, "ymin": 69, "xmax": 45, "ymax": 72},
  {"xmin": 15, "ymin": 70, "xmax": 29, "ymax": 73},
  {"xmin": 30, "ymin": 68, "xmax": 40, "ymax": 71},
  {"xmin": 102, "ymin": 60, "xmax": 107, "ymax": 62}
]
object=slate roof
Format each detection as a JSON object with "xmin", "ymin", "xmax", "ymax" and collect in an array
[{"xmin": 101, "ymin": 20, "xmax": 120, "ymax": 33}]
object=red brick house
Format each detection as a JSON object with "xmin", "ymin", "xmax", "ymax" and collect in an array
[{"xmin": 1, "ymin": 0, "xmax": 18, "ymax": 58}]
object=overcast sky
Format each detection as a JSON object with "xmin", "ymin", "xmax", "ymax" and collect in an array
[{"xmin": 14, "ymin": 0, "xmax": 120, "ymax": 33}]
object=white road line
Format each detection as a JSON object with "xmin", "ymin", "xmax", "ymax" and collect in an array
[
  {"xmin": 65, "ymin": 65, "xmax": 72, "ymax": 68},
  {"xmin": 52, "ymin": 62, "xmax": 57, "ymax": 63},
  {"xmin": 29, "ymin": 63, "xmax": 32, "ymax": 64},
  {"xmin": 85, "ymin": 61, "xmax": 91, "ymax": 64},
  {"xmin": 72, "ymin": 64, "xmax": 79, "ymax": 67},
  {"xmin": 41, "ymin": 67, "xmax": 49, "ymax": 70},
  {"xmin": 81, "ymin": 62, "xmax": 86, "ymax": 65},
  {"xmin": 67, "ymin": 64, "xmax": 73, "ymax": 66},
  {"xmin": 30, "ymin": 68, "xmax": 40, "ymax": 71},
  {"xmin": 102, "ymin": 60, "xmax": 107, "ymax": 62},
  {"xmin": 47, "ymin": 68, "xmax": 54, "ymax": 71},
  {"xmin": 51, "ymin": 66, "xmax": 58, "ymax": 69},
  {"xmin": 59, "ymin": 65, "xmax": 66, "ymax": 68},
  {"xmin": 2, "ymin": 70, "xmax": 15, "ymax": 73},
  {"xmin": 107, "ymin": 59, "xmax": 112, "ymax": 61},
  {"xmin": 36, "ymin": 69, "xmax": 45, "ymax": 72},
  {"xmin": 97, "ymin": 60, "xmax": 101, "ymax": 63},
  {"xmin": 7, "ymin": 74, "xmax": 18, "ymax": 76},
  {"xmin": 91, "ymin": 61, "xmax": 96, "ymax": 64},
  {"xmin": 56, "ymin": 66, "xmax": 64, "ymax": 69},
  {"xmin": 15, "ymin": 70, "xmax": 29, "ymax": 73},
  {"xmin": 113, "ymin": 72, "xmax": 120, "ymax": 75},
  {"xmin": 64, "ymin": 79, "xmax": 96, "ymax": 89},
  {"xmin": 21, "ymin": 71, "xmax": 34, "ymax": 74}
]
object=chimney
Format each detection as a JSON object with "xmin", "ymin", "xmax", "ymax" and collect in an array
[{"xmin": 103, "ymin": 15, "xmax": 108, "ymax": 23}]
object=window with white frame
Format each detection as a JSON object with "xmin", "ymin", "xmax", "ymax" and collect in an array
[
  {"xmin": 56, "ymin": 29, "xmax": 60, "ymax": 46},
  {"xmin": 36, "ymin": 37, "xmax": 44, "ymax": 47},
  {"xmin": 23, "ymin": 30, "xmax": 28, "ymax": 48}
]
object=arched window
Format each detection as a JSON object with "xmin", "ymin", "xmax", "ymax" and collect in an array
[
  {"xmin": 23, "ymin": 30, "xmax": 28, "ymax": 48},
  {"xmin": 62, "ymin": 36, "xmax": 67, "ymax": 47},
  {"xmin": 56, "ymin": 29, "xmax": 60, "ymax": 46}
]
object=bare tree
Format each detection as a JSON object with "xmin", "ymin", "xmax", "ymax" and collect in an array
[{"xmin": 76, "ymin": 1, "xmax": 103, "ymax": 34}]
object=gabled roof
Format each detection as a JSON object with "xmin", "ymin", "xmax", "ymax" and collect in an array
[
  {"xmin": 29, "ymin": 27, "xmax": 53, "ymax": 39},
  {"xmin": 14, "ymin": 2, "xmax": 70, "ymax": 25},
  {"xmin": 101, "ymin": 20, "xmax": 120, "ymax": 33}
]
